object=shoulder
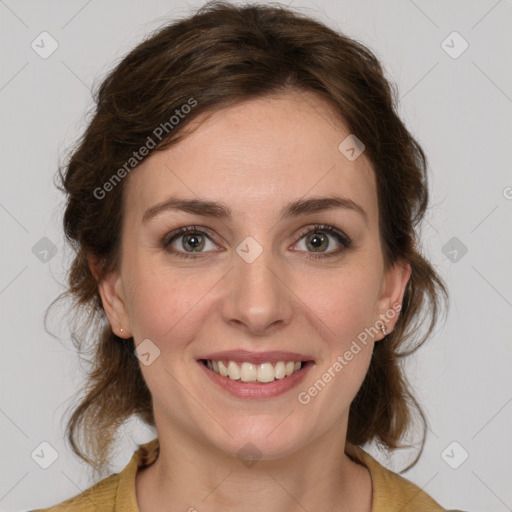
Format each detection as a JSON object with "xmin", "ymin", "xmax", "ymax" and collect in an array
[
  {"xmin": 346, "ymin": 443, "xmax": 447, "ymax": 511},
  {"xmin": 29, "ymin": 438, "xmax": 159, "ymax": 512},
  {"xmin": 28, "ymin": 473, "xmax": 120, "ymax": 512}
]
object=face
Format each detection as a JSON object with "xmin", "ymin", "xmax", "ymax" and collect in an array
[{"xmin": 99, "ymin": 91, "xmax": 411, "ymax": 460}]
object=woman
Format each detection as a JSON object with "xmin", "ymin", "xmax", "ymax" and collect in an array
[{"xmin": 33, "ymin": 1, "xmax": 462, "ymax": 510}]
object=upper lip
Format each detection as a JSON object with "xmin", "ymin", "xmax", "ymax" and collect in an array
[{"xmin": 199, "ymin": 350, "xmax": 314, "ymax": 365}]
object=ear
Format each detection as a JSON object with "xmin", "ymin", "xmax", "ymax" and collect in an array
[
  {"xmin": 375, "ymin": 259, "xmax": 411, "ymax": 340},
  {"xmin": 88, "ymin": 253, "xmax": 132, "ymax": 339}
]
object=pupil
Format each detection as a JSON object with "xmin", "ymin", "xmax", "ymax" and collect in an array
[
  {"xmin": 184, "ymin": 234, "xmax": 204, "ymax": 251},
  {"xmin": 308, "ymin": 232, "xmax": 327, "ymax": 251}
]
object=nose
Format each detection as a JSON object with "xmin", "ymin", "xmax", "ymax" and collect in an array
[{"xmin": 221, "ymin": 245, "xmax": 294, "ymax": 336}]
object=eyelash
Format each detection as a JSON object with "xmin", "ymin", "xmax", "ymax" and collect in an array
[{"xmin": 161, "ymin": 224, "xmax": 353, "ymax": 261}]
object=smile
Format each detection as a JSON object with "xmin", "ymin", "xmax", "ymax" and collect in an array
[
  {"xmin": 202, "ymin": 359, "xmax": 304, "ymax": 383},
  {"xmin": 197, "ymin": 350, "xmax": 315, "ymax": 399}
]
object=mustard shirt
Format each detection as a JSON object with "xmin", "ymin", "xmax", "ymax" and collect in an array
[{"xmin": 32, "ymin": 438, "xmax": 456, "ymax": 511}]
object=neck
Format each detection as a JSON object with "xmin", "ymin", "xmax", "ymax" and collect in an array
[{"xmin": 135, "ymin": 420, "xmax": 372, "ymax": 512}]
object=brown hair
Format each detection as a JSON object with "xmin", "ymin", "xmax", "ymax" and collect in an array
[{"xmin": 49, "ymin": 0, "xmax": 448, "ymax": 477}]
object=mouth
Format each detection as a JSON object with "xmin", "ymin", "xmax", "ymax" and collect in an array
[
  {"xmin": 197, "ymin": 350, "xmax": 315, "ymax": 399},
  {"xmin": 200, "ymin": 359, "xmax": 312, "ymax": 383}
]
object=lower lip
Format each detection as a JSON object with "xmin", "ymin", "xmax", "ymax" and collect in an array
[{"xmin": 198, "ymin": 360, "xmax": 314, "ymax": 399}]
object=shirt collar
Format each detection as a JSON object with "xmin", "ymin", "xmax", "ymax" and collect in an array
[{"xmin": 115, "ymin": 438, "xmax": 160, "ymax": 511}]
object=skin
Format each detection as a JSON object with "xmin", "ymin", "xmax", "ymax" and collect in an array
[{"xmin": 95, "ymin": 90, "xmax": 411, "ymax": 512}]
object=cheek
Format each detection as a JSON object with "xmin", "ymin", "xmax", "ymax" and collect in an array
[
  {"xmin": 124, "ymin": 258, "xmax": 218, "ymax": 343},
  {"xmin": 296, "ymin": 264, "xmax": 381, "ymax": 344}
]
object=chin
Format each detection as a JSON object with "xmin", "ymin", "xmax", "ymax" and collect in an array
[{"xmin": 204, "ymin": 417, "xmax": 306, "ymax": 462}]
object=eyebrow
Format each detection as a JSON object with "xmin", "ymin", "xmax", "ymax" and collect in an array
[{"xmin": 142, "ymin": 195, "xmax": 368, "ymax": 227}]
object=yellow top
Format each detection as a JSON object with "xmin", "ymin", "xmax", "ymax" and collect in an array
[{"xmin": 32, "ymin": 438, "xmax": 451, "ymax": 511}]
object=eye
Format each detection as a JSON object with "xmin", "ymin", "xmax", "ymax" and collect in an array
[
  {"xmin": 162, "ymin": 225, "xmax": 221, "ymax": 259},
  {"xmin": 292, "ymin": 224, "xmax": 352, "ymax": 260},
  {"xmin": 161, "ymin": 223, "xmax": 352, "ymax": 260}
]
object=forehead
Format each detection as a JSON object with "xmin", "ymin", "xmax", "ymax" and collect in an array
[{"xmin": 125, "ymin": 91, "xmax": 378, "ymax": 226}]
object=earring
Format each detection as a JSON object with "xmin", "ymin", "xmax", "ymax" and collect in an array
[
  {"xmin": 120, "ymin": 328, "xmax": 124, "ymax": 334},
  {"xmin": 381, "ymin": 325, "xmax": 387, "ymax": 336}
]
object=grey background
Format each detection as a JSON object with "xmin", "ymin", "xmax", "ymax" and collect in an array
[{"xmin": 1, "ymin": 0, "xmax": 511, "ymax": 511}]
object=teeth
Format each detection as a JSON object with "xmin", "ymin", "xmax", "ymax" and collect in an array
[
  {"xmin": 227, "ymin": 361, "xmax": 240, "ymax": 380},
  {"xmin": 274, "ymin": 361, "xmax": 286, "ymax": 379},
  {"xmin": 257, "ymin": 363, "xmax": 275, "ymax": 383},
  {"xmin": 240, "ymin": 362, "xmax": 257, "ymax": 382},
  {"xmin": 218, "ymin": 361, "xmax": 228, "ymax": 377},
  {"xmin": 205, "ymin": 359, "xmax": 304, "ymax": 383}
]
